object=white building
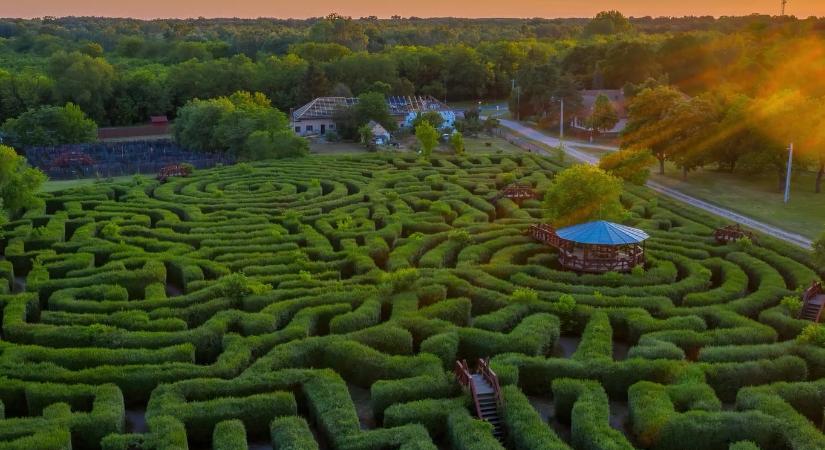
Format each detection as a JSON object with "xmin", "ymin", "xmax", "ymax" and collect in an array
[
  {"xmin": 366, "ymin": 121, "xmax": 391, "ymax": 145},
  {"xmin": 291, "ymin": 95, "xmax": 454, "ymax": 137}
]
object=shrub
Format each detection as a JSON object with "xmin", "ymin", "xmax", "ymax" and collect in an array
[
  {"xmin": 270, "ymin": 416, "xmax": 318, "ymax": 450},
  {"xmin": 780, "ymin": 295, "xmax": 803, "ymax": 317},
  {"xmin": 797, "ymin": 324, "xmax": 825, "ymax": 347},
  {"xmin": 213, "ymin": 420, "xmax": 247, "ymax": 450}
]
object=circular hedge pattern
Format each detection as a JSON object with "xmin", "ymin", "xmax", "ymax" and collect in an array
[{"xmin": 0, "ymin": 152, "xmax": 823, "ymax": 450}]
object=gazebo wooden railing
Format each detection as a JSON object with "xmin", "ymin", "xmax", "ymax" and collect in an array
[
  {"xmin": 800, "ymin": 281, "xmax": 825, "ymax": 323},
  {"xmin": 558, "ymin": 245, "xmax": 646, "ymax": 273},
  {"xmin": 527, "ymin": 224, "xmax": 568, "ymax": 250},
  {"xmin": 714, "ymin": 224, "xmax": 756, "ymax": 245},
  {"xmin": 494, "ymin": 183, "xmax": 539, "ymax": 205}
]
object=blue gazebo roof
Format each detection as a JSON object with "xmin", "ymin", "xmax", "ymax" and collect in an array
[{"xmin": 556, "ymin": 221, "xmax": 649, "ymax": 246}]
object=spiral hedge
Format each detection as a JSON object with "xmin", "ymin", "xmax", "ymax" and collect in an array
[{"xmin": 0, "ymin": 152, "xmax": 823, "ymax": 450}]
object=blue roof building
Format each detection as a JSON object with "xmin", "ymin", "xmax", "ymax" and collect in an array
[
  {"xmin": 528, "ymin": 221, "xmax": 649, "ymax": 273},
  {"xmin": 556, "ymin": 221, "xmax": 649, "ymax": 246}
]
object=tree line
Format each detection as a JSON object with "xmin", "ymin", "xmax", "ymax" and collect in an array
[
  {"xmin": 2, "ymin": 12, "xmax": 825, "ymax": 133},
  {"xmin": 621, "ymin": 84, "xmax": 825, "ymax": 194}
]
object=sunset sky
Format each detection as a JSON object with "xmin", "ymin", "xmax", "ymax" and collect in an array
[{"xmin": 1, "ymin": 0, "xmax": 824, "ymax": 19}]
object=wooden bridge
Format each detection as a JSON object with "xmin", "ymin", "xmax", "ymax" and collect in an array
[
  {"xmin": 714, "ymin": 224, "xmax": 757, "ymax": 245},
  {"xmin": 157, "ymin": 164, "xmax": 193, "ymax": 182},
  {"xmin": 800, "ymin": 281, "xmax": 825, "ymax": 323},
  {"xmin": 494, "ymin": 183, "xmax": 539, "ymax": 205},
  {"xmin": 527, "ymin": 224, "xmax": 567, "ymax": 250},
  {"xmin": 455, "ymin": 358, "xmax": 504, "ymax": 441}
]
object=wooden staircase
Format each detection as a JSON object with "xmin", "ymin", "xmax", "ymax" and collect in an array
[
  {"xmin": 800, "ymin": 281, "xmax": 825, "ymax": 322},
  {"xmin": 455, "ymin": 358, "xmax": 505, "ymax": 441}
]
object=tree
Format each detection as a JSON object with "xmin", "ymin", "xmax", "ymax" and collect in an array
[
  {"xmin": 300, "ymin": 62, "xmax": 331, "ymax": 101},
  {"xmin": 587, "ymin": 94, "xmax": 619, "ymax": 134},
  {"xmin": 175, "ymin": 91, "xmax": 306, "ymax": 160},
  {"xmin": 621, "ymin": 85, "xmax": 684, "ymax": 174},
  {"xmin": 543, "ymin": 164, "xmax": 626, "ymax": 227},
  {"xmin": 416, "ymin": 122, "xmax": 439, "ymax": 159},
  {"xmin": 308, "ymin": 13, "xmax": 369, "ymax": 51},
  {"xmin": 242, "ymin": 129, "xmax": 308, "ymax": 161},
  {"xmin": 456, "ymin": 108, "xmax": 483, "ymax": 135},
  {"xmin": 108, "ymin": 67, "xmax": 171, "ymax": 125},
  {"xmin": 412, "ymin": 111, "xmax": 444, "ymax": 130},
  {"xmin": 353, "ymin": 92, "xmax": 395, "ymax": 132},
  {"xmin": 743, "ymin": 90, "xmax": 810, "ymax": 191},
  {"xmin": 0, "ymin": 69, "xmax": 54, "ymax": 123},
  {"xmin": 599, "ymin": 147, "xmax": 657, "ymax": 185},
  {"xmin": 664, "ymin": 94, "xmax": 722, "ymax": 178},
  {"xmin": 705, "ymin": 93, "xmax": 758, "ymax": 173},
  {"xmin": 814, "ymin": 231, "xmax": 825, "ymax": 268},
  {"xmin": 358, "ymin": 124, "xmax": 375, "ymax": 150},
  {"xmin": 47, "ymin": 51, "xmax": 115, "ymax": 123},
  {"xmin": 442, "ymin": 45, "xmax": 492, "ymax": 100},
  {"xmin": 1, "ymin": 103, "xmax": 97, "ymax": 148},
  {"xmin": 0, "ymin": 145, "xmax": 46, "ymax": 217},
  {"xmin": 583, "ymin": 11, "xmax": 633, "ymax": 37},
  {"xmin": 450, "ymin": 132, "xmax": 465, "ymax": 155},
  {"xmin": 290, "ymin": 42, "xmax": 351, "ymax": 63},
  {"xmin": 598, "ymin": 41, "xmax": 660, "ymax": 88}
]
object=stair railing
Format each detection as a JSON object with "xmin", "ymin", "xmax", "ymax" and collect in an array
[
  {"xmin": 800, "ymin": 281, "xmax": 824, "ymax": 322},
  {"xmin": 478, "ymin": 358, "xmax": 503, "ymax": 406},
  {"xmin": 454, "ymin": 360, "xmax": 484, "ymax": 418},
  {"xmin": 804, "ymin": 281, "xmax": 822, "ymax": 302}
]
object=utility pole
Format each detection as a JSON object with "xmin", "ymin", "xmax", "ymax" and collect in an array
[
  {"xmin": 512, "ymin": 79, "xmax": 520, "ymax": 121},
  {"xmin": 784, "ymin": 143, "xmax": 794, "ymax": 204},
  {"xmin": 559, "ymin": 98, "xmax": 565, "ymax": 150},
  {"xmin": 781, "ymin": 0, "xmax": 788, "ymax": 16}
]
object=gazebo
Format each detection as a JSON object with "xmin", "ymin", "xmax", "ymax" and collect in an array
[{"xmin": 528, "ymin": 220, "xmax": 649, "ymax": 273}]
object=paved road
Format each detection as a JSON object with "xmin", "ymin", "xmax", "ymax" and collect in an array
[{"xmin": 497, "ymin": 119, "xmax": 814, "ymax": 249}]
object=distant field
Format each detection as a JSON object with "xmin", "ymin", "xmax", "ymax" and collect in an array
[
  {"xmin": 41, "ymin": 175, "xmax": 144, "ymax": 193},
  {"xmin": 309, "ymin": 135, "xmax": 525, "ymax": 156},
  {"xmin": 652, "ymin": 165, "xmax": 825, "ymax": 240}
]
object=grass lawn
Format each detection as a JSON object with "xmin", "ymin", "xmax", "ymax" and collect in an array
[
  {"xmin": 41, "ymin": 175, "xmax": 144, "ymax": 193},
  {"xmin": 309, "ymin": 141, "xmax": 368, "ymax": 154},
  {"xmin": 651, "ymin": 165, "xmax": 825, "ymax": 240},
  {"xmin": 310, "ymin": 135, "xmax": 525, "ymax": 156},
  {"xmin": 462, "ymin": 135, "xmax": 524, "ymax": 154}
]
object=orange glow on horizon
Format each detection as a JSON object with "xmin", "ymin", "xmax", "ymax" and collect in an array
[{"xmin": 2, "ymin": 0, "xmax": 825, "ymax": 19}]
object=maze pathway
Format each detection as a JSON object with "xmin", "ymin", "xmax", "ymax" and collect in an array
[{"xmin": 0, "ymin": 153, "xmax": 823, "ymax": 450}]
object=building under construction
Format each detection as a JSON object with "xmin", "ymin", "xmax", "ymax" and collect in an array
[{"xmin": 291, "ymin": 96, "xmax": 456, "ymax": 137}]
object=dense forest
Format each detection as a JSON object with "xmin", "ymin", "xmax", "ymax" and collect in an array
[
  {"xmin": 0, "ymin": 12, "xmax": 823, "ymax": 127},
  {"xmin": 1, "ymin": 12, "xmax": 825, "ymax": 189}
]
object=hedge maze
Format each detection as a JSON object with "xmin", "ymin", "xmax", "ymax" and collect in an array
[{"xmin": 1, "ymin": 152, "xmax": 824, "ymax": 450}]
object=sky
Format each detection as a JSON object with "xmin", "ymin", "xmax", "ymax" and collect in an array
[{"xmin": 1, "ymin": 0, "xmax": 823, "ymax": 19}]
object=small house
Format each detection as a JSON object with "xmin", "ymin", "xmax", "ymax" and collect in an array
[{"xmin": 367, "ymin": 121, "xmax": 391, "ymax": 145}]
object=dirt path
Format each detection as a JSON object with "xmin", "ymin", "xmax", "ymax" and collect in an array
[{"xmin": 497, "ymin": 119, "xmax": 814, "ymax": 250}]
